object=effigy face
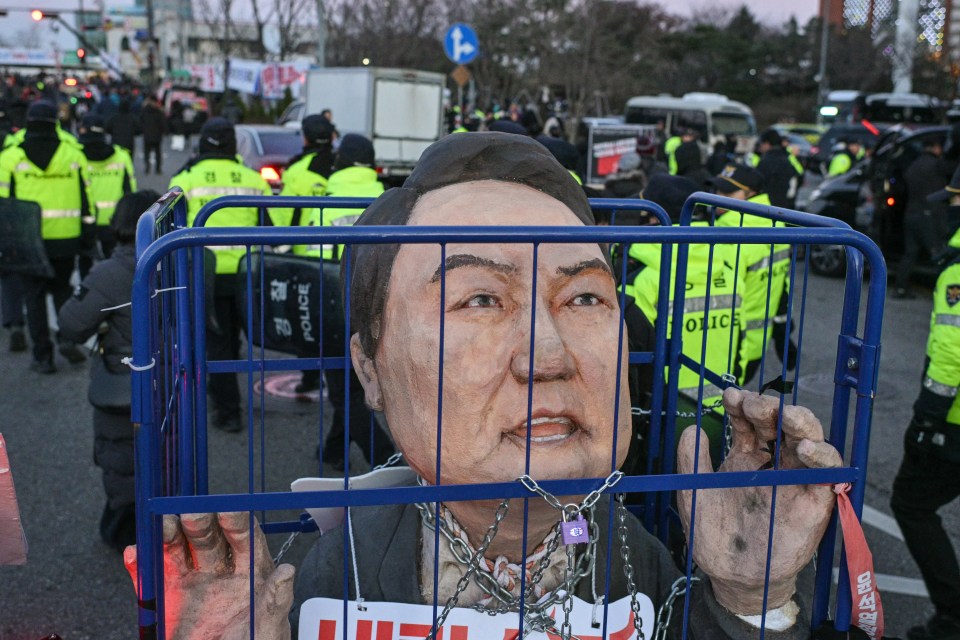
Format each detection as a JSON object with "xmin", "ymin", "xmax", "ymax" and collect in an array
[{"xmin": 365, "ymin": 181, "xmax": 631, "ymax": 487}]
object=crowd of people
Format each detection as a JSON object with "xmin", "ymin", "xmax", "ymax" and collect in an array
[{"xmin": 1, "ymin": 90, "xmax": 959, "ymax": 638}]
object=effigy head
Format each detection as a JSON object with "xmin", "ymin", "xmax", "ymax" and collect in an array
[{"xmin": 344, "ymin": 132, "xmax": 630, "ymax": 487}]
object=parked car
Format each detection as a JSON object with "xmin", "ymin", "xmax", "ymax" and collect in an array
[
  {"xmin": 235, "ymin": 125, "xmax": 304, "ymax": 193},
  {"xmin": 804, "ymin": 160, "xmax": 872, "ymax": 276},
  {"xmin": 804, "ymin": 125, "xmax": 953, "ymax": 277}
]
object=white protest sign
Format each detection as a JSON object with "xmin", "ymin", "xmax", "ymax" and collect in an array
[
  {"xmin": 299, "ymin": 594, "xmax": 653, "ymax": 640},
  {"xmin": 226, "ymin": 57, "xmax": 262, "ymax": 94}
]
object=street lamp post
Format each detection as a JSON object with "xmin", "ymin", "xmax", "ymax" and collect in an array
[
  {"xmin": 144, "ymin": 0, "xmax": 157, "ymax": 86},
  {"xmin": 817, "ymin": 0, "xmax": 831, "ymax": 109}
]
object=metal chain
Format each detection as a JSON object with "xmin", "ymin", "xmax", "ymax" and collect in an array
[
  {"xmin": 615, "ymin": 494, "xmax": 646, "ymax": 640},
  {"xmin": 372, "ymin": 451, "xmax": 404, "ymax": 471},
  {"xmin": 653, "ymin": 576, "xmax": 700, "ymax": 640},
  {"xmin": 417, "ymin": 502, "xmax": 598, "ymax": 625},
  {"xmin": 518, "ymin": 470, "xmax": 624, "ymax": 515},
  {"xmin": 423, "ymin": 499, "xmax": 510, "ymax": 639},
  {"xmin": 273, "ymin": 530, "xmax": 300, "ymax": 565},
  {"xmin": 631, "ymin": 400, "xmax": 723, "ymax": 419},
  {"xmin": 418, "ymin": 472, "xmax": 626, "ymax": 640}
]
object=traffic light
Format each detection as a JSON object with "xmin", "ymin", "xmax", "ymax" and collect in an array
[{"xmin": 76, "ymin": 48, "xmax": 86, "ymax": 64}]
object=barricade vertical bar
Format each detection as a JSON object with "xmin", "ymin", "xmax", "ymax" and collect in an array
[
  {"xmin": 680, "ymin": 236, "xmax": 719, "ymax": 639},
  {"xmin": 177, "ymin": 240, "xmax": 195, "ymax": 495},
  {"xmin": 644, "ymin": 240, "xmax": 674, "ymax": 533},
  {"xmin": 341, "ymin": 244, "xmax": 352, "ymax": 640},
  {"xmin": 429, "ymin": 243, "xmax": 447, "ymax": 637},
  {"xmin": 316, "ymin": 254, "xmax": 326, "ymax": 476},
  {"xmin": 517, "ymin": 242, "xmax": 539, "ymax": 637},
  {"xmin": 755, "ymin": 234, "xmax": 779, "ymax": 390},
  {"xmin": 192, "ymin": 245, "xmax": 209, "ymax": 494},
  {"xmin": 132, "ymin": 212, "xmax": 159, "ymax": 638},
  {"xmin": 659, "ymin": 222, "xmax": 692, "ymax": 544},
  {"xmin": 601, "ymin": 241, "xmax": 635, "ymax": 638},
  {"xmin": 826, "ymin": 249, "xmax": 867, "ymax": 631}
]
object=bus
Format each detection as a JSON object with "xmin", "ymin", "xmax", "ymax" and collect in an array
[
  {"xmin": 623, "ymin": 92, "xmax": 758, "ymax": 155},
  {"xmin": 819, "ymin": 90, "xmax": 941, "ymax": 126}
]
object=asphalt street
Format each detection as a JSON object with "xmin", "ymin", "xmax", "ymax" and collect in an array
[{"xmin": 0, "ymin": 156, "xmax": 955, "ymax": 638}]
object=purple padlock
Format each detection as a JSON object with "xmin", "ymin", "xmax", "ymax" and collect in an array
[{"xmin": 561, "ymin": 513, "xmax": 590, "ymax": 545}]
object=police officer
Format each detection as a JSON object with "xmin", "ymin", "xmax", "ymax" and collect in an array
[
  {"xmin": 623, "ymin": 174, "xmax": 743, "ymax": 414},
  {"xmin": 275, "ymin": 114, "xmax": 336, "ymax": 228},
  {"xmin": 288, "ymin": 133, "xmax": 394, "ymax": 468},
  {"xmin": 663, "ymin": 127, "xmax": 684, "ymax": 175},
  {"xmin": 77, "ymin": 114, "xmax": 136, "ymax": 267},
  {"xmin": 890, "ymin": 223, "xmax": 960, "ymax": 640},
  {"xmin": 169, "ymin": 117, "xmax": 273, "ymax": 432},
  {"xmin": 894, "ymin": 136, "xmax": 951, "ymax": 299},
  {"xmin": 307, "ymin": 133, "xmax": 384, "ymax": 253},
  {"xmin": 0, "ymin": 100, "xmax": 94, "ymax": 373},
  {"xmin": 756, "ymin": 129, "xmax": 803, "ymax": 209},
  {"xmin": 710, "ymin": 164, "xmax": 793, "ymax": 384},
  {"xmin": 827, "ymin": 137, "xmax": 864, "ymax": 176}
]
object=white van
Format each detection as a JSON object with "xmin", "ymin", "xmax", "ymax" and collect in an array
[{"xmin": 623, "ymin": 92, "xmax": 758, "ymax": 154}]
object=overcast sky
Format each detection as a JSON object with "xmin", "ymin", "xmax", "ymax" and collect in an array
[
  {"xmin": 0, "ymin": 0, "xmax": 822, "ymax": 52},
  {"xmin": 677, "ymin": 0, "xmax": 820, "ymax": 25}
]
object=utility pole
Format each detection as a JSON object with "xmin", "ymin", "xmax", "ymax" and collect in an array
[
  {"xmin": 893, "ymin": 0, "xmax": 919, "ymax": 93},
  {"xmin": 145, "ymin": 0, "xmax": 157, "ymax": 86},
  {"xmin": 817, "ymin": 0, "xmax": 831, "ymax": 108},
  {"xmin": 315, "ymin": 0, "xmax": 326, "ymax": 66}
]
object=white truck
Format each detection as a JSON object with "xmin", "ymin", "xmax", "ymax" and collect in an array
[{"xmin": 278, "ymin": 67, "xmax": 446, "ymax": 179}]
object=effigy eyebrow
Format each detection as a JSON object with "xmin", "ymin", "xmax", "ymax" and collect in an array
[
  {"xmin": 556, "ymin": 258, "xmax": 613, "ymax": 278},
  {"xmin": 429, "ymin": 253, "xmax": 517, "ymax": 283}
]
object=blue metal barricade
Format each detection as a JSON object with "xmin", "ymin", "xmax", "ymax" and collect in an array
[{"xmin": 130, "ymin": 193, "xmax": 885, "ymax": 639}]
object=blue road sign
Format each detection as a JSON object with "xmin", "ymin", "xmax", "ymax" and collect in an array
[{"xmin": 444, "ymin": 23, "xmax": 479, "ymax": 65}]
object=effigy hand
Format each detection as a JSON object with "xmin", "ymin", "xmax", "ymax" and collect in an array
[
  {"xmin": 124, "ymin": 512, "xmax": 295, "ymax": 640},
  {"xmin": 677, "ymin": 388, "xmax": 842, "ymax": 616}
]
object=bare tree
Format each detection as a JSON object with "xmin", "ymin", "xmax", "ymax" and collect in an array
[
  {"xmin": 275, "ymin": 0, "xmax": 318, "ymax": 60},
  {"xmin": 249, "ymin": 0, "xmax": 273, "ymax": 60}
]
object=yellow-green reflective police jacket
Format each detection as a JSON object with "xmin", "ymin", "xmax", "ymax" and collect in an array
[
  {"xmin": 715, "ymin": 193, "xmax": 791, "ymax": 379},
  {"xmin": 294, "ymin": 166, "xmax": 384, "ymax": 260},
  {"xmin": 4, "ymin": 124, "xmax": 81, "ymax": 150},
  {"xmin": 665, "ymin": 136, "xmax": 682, "ymax": 175},
  {"xmin": 925, "ymin": 261, "xmax": 960, "ymax": 425},
  {"xmin": 86, "ymin": 145, "xmax": 136, "ymax": 226},
  {"xmin": 273, "ymin": 152, "xmax": 330, "ymax": 227},
  {"xmin": 0, "ymin": 142, "xmax": 93, "ymax": 240},
  {"xmin": 169, "ymin": 157, "xmax": 273, "ymax": 274},
  {"xmin": 624, "ymin": 222, "xmax": 743, "ymax": 409}
]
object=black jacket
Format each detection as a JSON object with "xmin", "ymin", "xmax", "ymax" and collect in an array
[
  {"xmin": 139, "ymin": 103, "xmax": 166, "ymax": 143},
  {"xmin": 106, "ymin": 111, "xmax": 140, "ymax": 150},
  {"xmin": 756, "ymin": 147, "xmax": 801, "ymax": 209},
  {"xmin": 903, "ymin": 151, "xmax": 951, "ymax": 218}
]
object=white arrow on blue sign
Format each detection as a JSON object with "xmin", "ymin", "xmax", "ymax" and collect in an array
[{"xmin": 444, "ymin": 23, "xmax": 479, "ymax": 65}]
